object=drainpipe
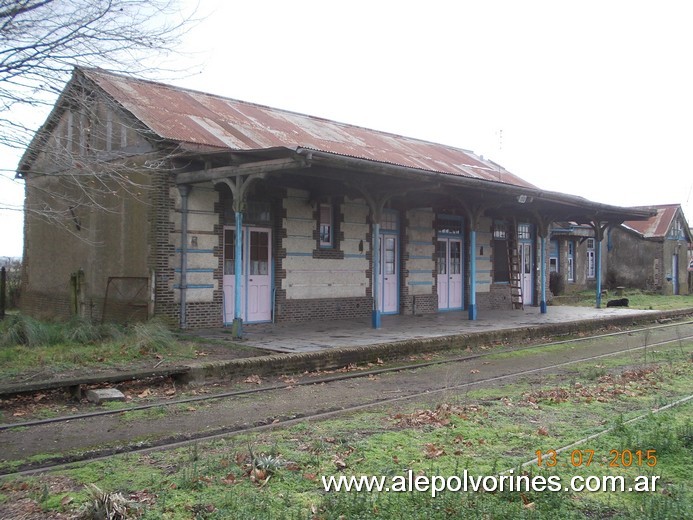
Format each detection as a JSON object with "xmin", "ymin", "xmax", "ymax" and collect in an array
[
  {"xmin": 178, "ymin": 185, "xmax": 191, "ymax": 329},
  {"xmin": 468, "ymin": 229, "xmax": 477, "ymax": 320}
]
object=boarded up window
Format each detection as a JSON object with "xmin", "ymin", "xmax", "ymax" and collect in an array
[{"xmin": 493, "ymin": 221, "xmax": 509, "ymax": 283}]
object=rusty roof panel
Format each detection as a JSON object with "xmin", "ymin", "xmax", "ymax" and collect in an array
[
  {"xmin": 623, "ymin": 204, "xmax": 680, "ymax": 238},
  {"xmin": 84, "ymin": 69, "xmax": 536, "ymax": 188}
]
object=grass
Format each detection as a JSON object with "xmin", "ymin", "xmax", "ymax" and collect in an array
[
  {"xmin": 552, "ymin": 288, "xmax": 693, "ymax": 310},
  {"xmin": 0, "ymin": 316, "xmax": 199, "ymax": 379},
  {"xmin": 1, "ymin": 348, "xmax": 690, "ymax": 519}
]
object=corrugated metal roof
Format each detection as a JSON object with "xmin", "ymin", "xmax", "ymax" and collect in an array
[
  {"xmin": 83, "ymin": 68, "xmax": 536, "ymax": 188},
  {"xmin": 622, "ymin": 204, "xmax": 680, "ymax": 238}
]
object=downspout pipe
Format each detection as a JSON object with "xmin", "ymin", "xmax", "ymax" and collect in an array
[
  {"xmin": 468, "ymin": 229, "xmax": 477, "ymax": 320},
  {"xmin": 178, "ymin": 184, "xmax": 191, "ymax": 329}
]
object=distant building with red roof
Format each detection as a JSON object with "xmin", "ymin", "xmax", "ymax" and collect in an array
[{"xmin": 607, "ymin": 204, "xmax": 691, "ymax": 294}]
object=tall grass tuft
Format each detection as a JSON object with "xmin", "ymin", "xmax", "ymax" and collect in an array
[
  {"xmin": 0, "ymin": 315, "xmax": 53, "ymax": 347},
  {"xmin": 129, "ymin": 319, "xmax": 177, "ymax": 354},
  {"xmin": 65, "ymin": 317, "xmax": 110, "ymax": 344},
  {"xmin": 0, "ymin": 315, "xmax": 126, "ymax": 348}
]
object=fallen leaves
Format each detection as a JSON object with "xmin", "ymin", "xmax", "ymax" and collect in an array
[
  {"xmin": 424, "ymin": 443, "xmax": 445, "ymax": 459},
  {"xmin": 522, "ymin": 366, "xmax": 660, "ymax": 407},
  {"xmin": 243, "ymin": 374, "xmax": 263, "ymax": 385},
  {"xmin": 391, "ymin": 403, "xmax": 484, "ymax": 429},
  {"xmin": 333, "ymin": 456, "xmax": 348, "ymax": 470}
]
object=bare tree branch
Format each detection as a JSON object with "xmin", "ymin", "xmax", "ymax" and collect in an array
[
  {"xmin": 1, "ymin": 0, "xmax": 195, "ymax": 109},
  {"xmin": 0, "ymin": 0, "xmax": 199, "ymax": 229}
]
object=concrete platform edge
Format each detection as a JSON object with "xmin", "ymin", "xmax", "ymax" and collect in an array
[
  {"xmin": 1, "ymin": 308, "xmax": 691, "ymax": 396},
  {"xmin": 180, "ymin": 308, "xmax": 693, "ymax": 384}
]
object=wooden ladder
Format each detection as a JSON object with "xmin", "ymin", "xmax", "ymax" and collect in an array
[{"xmin": 508, "ymin": 225, "xmax": 524, "ymax": 310}]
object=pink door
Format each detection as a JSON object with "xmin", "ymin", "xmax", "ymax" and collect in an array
[
  {"xmin": 520, "ymin": 243, "xmax": 534, "ymax": 305},
  {"xmin": 246, "ymin": 228, "xmax": 272, "ymax": 322},
  {"xmin": 222, "ymin": 227, "xmax": 241, "ymax": 324},
  {"xmin": 437, "ymin": 238, "xmax": 463, "ymax": 310},
  {"xmin": 448, "ymin": 239, "xmax": 463, "ymax": 308},
  {"xmin": 380, "ymin": 235, "xmax": 398, "ymax": 313},
  {"xmin": 222, "ymin": 227, "xmax": 272, "ymax": 324}
]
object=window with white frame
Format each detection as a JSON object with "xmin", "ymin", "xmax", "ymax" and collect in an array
[
  {"xmin": 493, "ymin": 221, "xmax": 507, "ymax": 239},
  {"xmin": 549, "ymin": 240, "xmax": 559, "ymax": 273},
  {"xmin": 319, "ymin": 203, "xmax": 333, "ymax": 248},
  {"xmin": 586, "ymin": 238, "xmax": 596, "ymax": 279},
  {"xmin": 568, "ymin": 241, "xmax": 575, "ymax": 282},
  {"xmin": 517, "ymin": 223, "xmax": 531, "ymax": 240}
]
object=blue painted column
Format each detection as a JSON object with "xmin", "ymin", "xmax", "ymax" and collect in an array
[
  {"xmin": 540, "ymin": 235, "xmax": 548, "ymax": 313},
  {"xmin": 468, "ymin": 229, "xmax": 477, "ymax": 320},
  {"xmin": 232, "ymin": 210, "xmax": 244, "ymax": 337},
  {"xmin": 595, "ymin": 238, "xmax": 603, "ymax": 308},
  {"xmin": 372, "ymin": 222, "xmax": 382, "ymax": 329},
  {"xmin": 178, "ymin": 185, "xmax": 191, "ymax": 329}
]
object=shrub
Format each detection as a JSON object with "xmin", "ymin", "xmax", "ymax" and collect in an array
[{"xmin": 549, "ymin": 271, "xmax": 565, "ymax": 296}]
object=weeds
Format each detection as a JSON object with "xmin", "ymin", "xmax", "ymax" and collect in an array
[
  {"xmin": 0, "ymin": 316, "xmax": 192, "ymax": 378},
  {"xmin": 0, "ymin": 315, "xmax": 114, "ymax": 348},
  {"xmin": 0, "ymin": 314, "xmax": 53, "ymax": 347},
  {"xmin": 75, "ymin": 484, "xmax": 139, "ymax": 520},
  {"xmin": 129, "ymin": 320, "xmax": 176, "ymax": 354}
]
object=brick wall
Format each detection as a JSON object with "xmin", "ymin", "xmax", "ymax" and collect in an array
[
  {"xmin": 402, "ymin": 208, "xmax": 436, "ymax": 315},
  {"xmin": 487, "ymin": 283, "xmax": 512, "ymax": 309},
  {"xmin": 275, "ymin": 189, "xmax": 372, "ymax": 323},
  {"xmin": 149, "ymin": 171, "xmax": 178, "ymax": 325},
  {"xmin": 20, "ymin": 291, "xmax": 72, "ymax": 321},
  {"xmin": 277, "ymin": 296, "xmax": 372, "ymax": 322}
]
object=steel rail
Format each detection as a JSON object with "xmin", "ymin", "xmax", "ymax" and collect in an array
[
  {"xmin": 1, "ymin": 331, "xmax": 691, "ymax": 479},
  {"xmin": 1, "ymin": 320, "xmax": 692, "ymax": 433}
]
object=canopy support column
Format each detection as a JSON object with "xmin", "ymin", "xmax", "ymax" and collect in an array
[
  {"xmin": 216, "ymin": 173, "xmax": 265, "ymax": 338},
  {"xmin": 589, "ymin": 220, "xmax": 609, "ymax": 309}
]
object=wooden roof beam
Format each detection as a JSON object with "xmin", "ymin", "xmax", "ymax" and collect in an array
[{"xmin": 175, "ymin": 157, "xmax": 308, "ymax": 185}]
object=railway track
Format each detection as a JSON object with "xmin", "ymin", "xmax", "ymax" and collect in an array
[{"xmin": 1, "ymin": 320, "xmax": 692, "ymax": 478}]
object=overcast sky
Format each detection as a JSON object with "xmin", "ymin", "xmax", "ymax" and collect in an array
[{"xmin": 2, "ymin": 0, "xmax": 692, "ymax": 257}]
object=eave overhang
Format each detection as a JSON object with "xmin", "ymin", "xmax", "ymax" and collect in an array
[{"xmin": 176, "ymin": 146, "xmax": 655, "ymax": 226}]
